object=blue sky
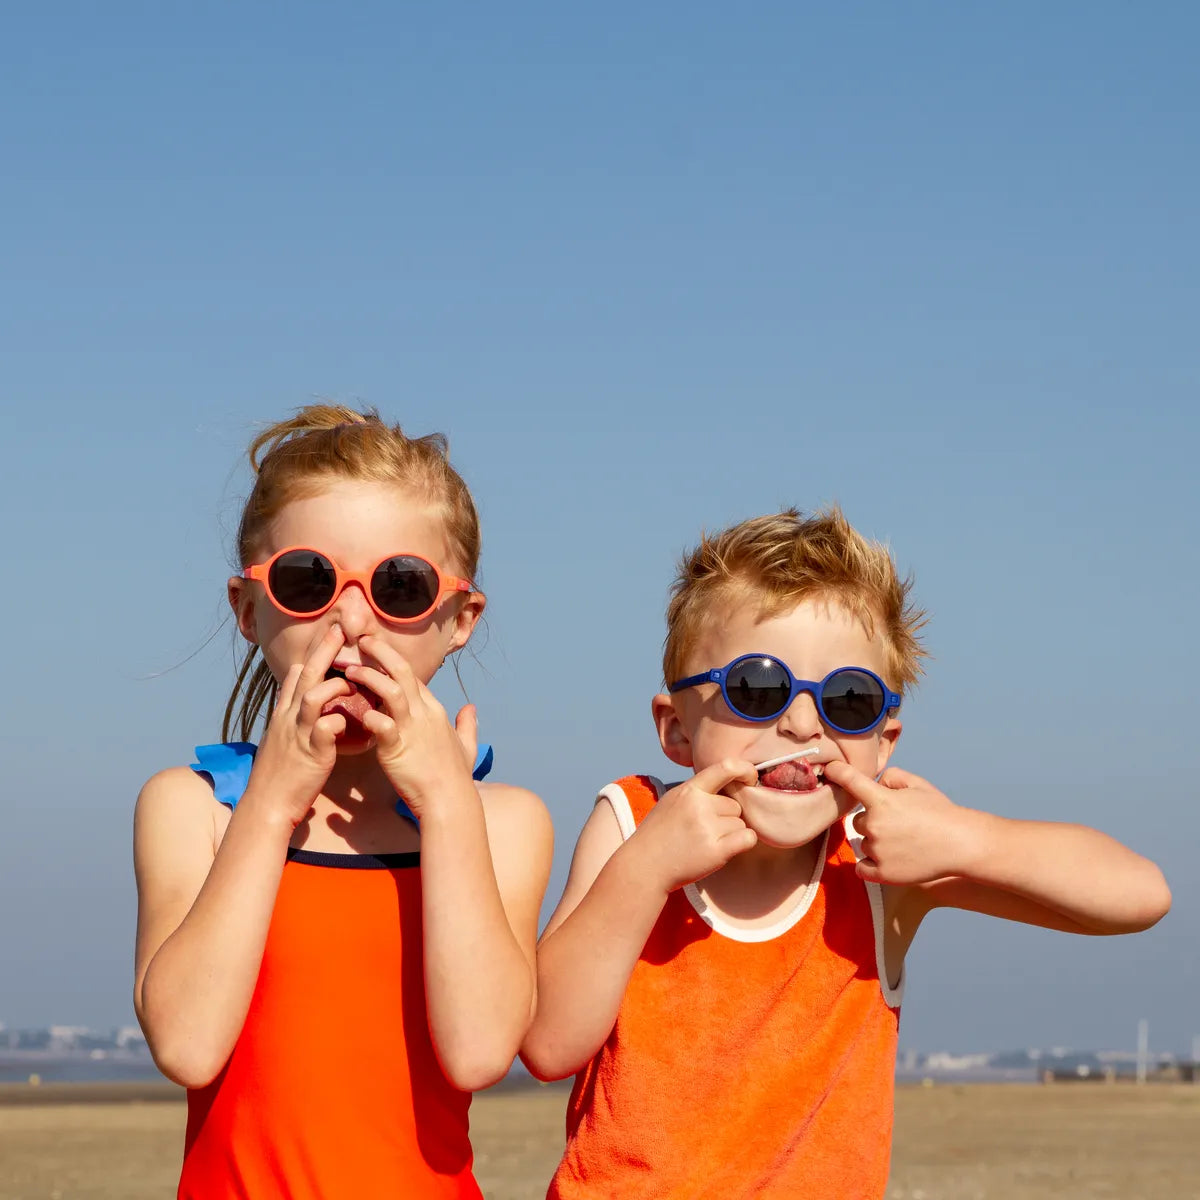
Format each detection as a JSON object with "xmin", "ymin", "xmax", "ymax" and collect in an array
[{"xmin": 2, "ymin": 2, "xmax": 1197, "ymax": 1058}]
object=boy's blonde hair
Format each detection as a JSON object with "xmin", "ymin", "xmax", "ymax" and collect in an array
[
  {"xmin": 663, "ymin": 506, "xmax": 927, "ymax": 693},
  {"xmin": 223, "ymin": 403, "xmax": 481, "ymax": 742}
]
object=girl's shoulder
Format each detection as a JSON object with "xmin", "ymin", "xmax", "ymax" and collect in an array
[
  {"xmin": 476, "ymin": 781, "xmax": 553, "ymax": 862},
  {"xmin": 134, "ymin": 764, "xmax": 229, "ymax": 869}
]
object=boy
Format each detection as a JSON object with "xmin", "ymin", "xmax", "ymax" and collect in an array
[{"xmin": 523, "ymin": 507, "xmax": 1170, "ymax": 1200}]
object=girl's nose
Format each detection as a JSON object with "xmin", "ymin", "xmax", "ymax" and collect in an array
[
  {"xmin": 328, "ymin": 582, "xmax": 375, "ymax": 637},
  {"xmin": 776, "ymin": 689, "xmax": 824, "ymax": 741}
]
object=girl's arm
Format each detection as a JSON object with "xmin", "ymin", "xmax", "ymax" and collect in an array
[
  {"xmin": 135, "ymin": 626, "xmax": 352, "ymax": 1087},
  {"xmin": 419, "ymin": 779, "xmax": 553, "ymax": 1091},
  {"xmin": 521, "ymin": 760, "xmax": 758, "ymax": 1082},
  {"xmin": 133, "ymin": 768, "xmax": 295, "ymax": 1087}
]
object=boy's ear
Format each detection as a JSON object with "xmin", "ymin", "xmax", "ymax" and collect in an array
[
  {"xmin": 652, "ymin": 693, "xmax": 694, "ymax": 769},
  {"xmin": 227, "ymin": 577, "xmax": 259, "ymax": 645},
  {"xmin": 875, "ymin": 716, "xmax": 902, "ymax": 776},
  {"xmin": 446, "ymin": 590, "xmax": 486, "ymax": 655}
]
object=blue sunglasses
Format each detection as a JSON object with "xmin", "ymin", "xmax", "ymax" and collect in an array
[{"xmin": 668, "ymin": 655, "xmax": 901, "ymax": 734}]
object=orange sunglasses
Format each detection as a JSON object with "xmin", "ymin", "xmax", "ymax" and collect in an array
[{"xmin": 243, "ymin": 546, "xmax": 474, "ymax": 623}]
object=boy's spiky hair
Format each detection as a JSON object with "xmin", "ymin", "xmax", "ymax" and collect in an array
[{"xmin": 663, "ymin": 506, "xmax": 927, "ymax": 693}]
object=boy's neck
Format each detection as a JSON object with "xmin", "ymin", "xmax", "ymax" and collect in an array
[{"xmin": 696, "ymin": 831, "xmax": 828, "ymax": 927}]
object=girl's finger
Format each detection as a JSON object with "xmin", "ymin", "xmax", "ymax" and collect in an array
[
  {"xmin": 310, "ymin": 712, "xmax": 347, "ymax": 752},
  {"xmin": 276, "ymin": 662, "xmax": 305, "ymax": 713},
  {"xmin": 345, "ymin": 664, "xmax": 410, "ymax": 721},
  {"xmin": 358, "ymin": 635, "xmax": 421, "ymax": 704},
  {"xmin": 296, "ymin": 677, "xmax": 353, "ymax": 727},
  {"xmin": 294, "ymin": 624, "xmax": 346, "ymax": 702},
  {"xmin": 359, "ymin": 707, "xmax": 397, "ymax": 744},
  {"xmin": 454, "ymin": 704, "xmax": 478, "ymax": 769}
]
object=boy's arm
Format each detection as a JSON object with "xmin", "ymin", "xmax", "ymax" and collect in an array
[
  {"xmin": 521, "ymin": 760, "xmax": 757, "ymax": 1082},
  {"xmin": 520, "ymin": 801, "xmax": 665, "ymax": 1082},
  {"xmin": 826, "ymin": 763, "xmax": 1171, "ymax": 946}
]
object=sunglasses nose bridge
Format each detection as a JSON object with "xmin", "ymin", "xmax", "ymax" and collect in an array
[
  {"xmin": 325, "ymin": 572, "xmax": 379, "ymax": 631},
  {"xmin": 775, "ymin": 684, "xmax": 824, "ymax": 737}
]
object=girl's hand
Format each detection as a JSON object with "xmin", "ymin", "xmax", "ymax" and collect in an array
[
  {"xmin": 630, "ymin": 759, "xmax": 760, "ymax": 894},
  {"xmin": 347, "ymin": 634, "xmax": 477, "ymax": 817},
  {"xmin": 246, "ymin": 624, "xmax": 351, "ymax": 827},
  {"xmin": 822, "ymin": 761, "xmax": 985, "ymax": 885}
]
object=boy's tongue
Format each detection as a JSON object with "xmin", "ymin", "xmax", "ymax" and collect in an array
[{"xmin": 759, "ymin": 759, "xmax": 821, "ymax": 793}]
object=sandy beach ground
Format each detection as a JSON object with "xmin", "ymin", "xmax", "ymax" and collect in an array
[{"xmin": 0, "ymin": 1080, "xmax": 1196, "ymax": 1199}]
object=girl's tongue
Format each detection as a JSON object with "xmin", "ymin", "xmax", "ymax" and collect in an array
[
  {"xmin": 322, "ymin": 668, "xmax": 379, "ymax": 726},
  {"xmin": 758, "ymin": 759, "xmax": 821, "ymax": 793}
]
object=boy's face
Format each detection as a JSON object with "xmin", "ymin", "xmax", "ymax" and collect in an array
[{"xmin": 653, "ymin": 596, "xmax": 901, "ymax": 849}]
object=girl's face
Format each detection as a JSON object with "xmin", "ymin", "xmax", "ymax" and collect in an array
[{"xmin": 228, "ymin": 478, "xmax": 484, "ymax": 750}]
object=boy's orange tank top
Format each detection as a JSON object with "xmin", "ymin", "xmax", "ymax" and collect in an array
[
  {"xmin": 178, "ymin": 745, "xmax": 482, "ymax": 1200},
  {"xmin": 549, "ymin": 775, "xmax": 904, "ymax": 1200}
]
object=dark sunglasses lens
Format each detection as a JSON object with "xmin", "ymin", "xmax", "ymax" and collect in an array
[
  {"xmin": 726, "ymin": 657, "xmax": 792, "ymax": 720},
  {"xmin": 371, "ymin": 556, "xmax": 439, "ymax": 619},
  {"xmin": 268, "ymin": 551, "xmax": 337, "ymax": 614},
  {"xmin": 821, "ymin": 670, "xmax": 886, "ymax": 732}
]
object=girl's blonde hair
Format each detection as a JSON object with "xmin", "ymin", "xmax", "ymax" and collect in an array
[
  {"xmin": 222, "ymin": 404, "xmax": 481, "ymax": 742},
  {"xmin": 663, "ymin": 506, "xmax": 927, "ymax": 693}
]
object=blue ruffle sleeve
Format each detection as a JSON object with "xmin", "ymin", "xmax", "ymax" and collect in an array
[{"xmin": 190, "ymin": 741, "xmax": 495, "ymax": 822}]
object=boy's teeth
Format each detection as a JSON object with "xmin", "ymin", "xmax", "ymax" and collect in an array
[{"xmin": 753, "ymin": 747, "xmax": 820, "ymax": 772}]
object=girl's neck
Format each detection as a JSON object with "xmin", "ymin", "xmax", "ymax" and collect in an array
[{"xmin": 321, "ymin": 753, "xmax": 398, "ymax": 811}]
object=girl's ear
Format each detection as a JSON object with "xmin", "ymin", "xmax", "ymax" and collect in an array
[
  {"xmin": 227, "ymin": 577, "xmax": 259, "ymax": 645},
  {"xmin": 445, "ymin": 590, "xmax": 486, "ymax": 655},
  {"xmin": 652, "ymin": 693, "xmax": 694, "ymax": 769}
]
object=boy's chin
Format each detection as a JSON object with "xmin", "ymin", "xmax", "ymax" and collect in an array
[{"xmin": 741, "ymin": 784, "xmax": 844, "ymax": 849}]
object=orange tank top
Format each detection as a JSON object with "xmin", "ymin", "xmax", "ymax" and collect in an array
[
  {"xmin": 549, "ymin": 775, "xmax": 903, "ymax": 1200},
  {"xmin": 178, "ymin": 849, "xmax": 481, "ymax": 1199}
]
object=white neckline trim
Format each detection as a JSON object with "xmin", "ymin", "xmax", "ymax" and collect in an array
[
  {"xmin": 600, "ymin": 783, "xmax": 906, "ymax": 1003},
  {"xmin": 843, "ymin": 808, "xmax": 906, "ymax": 1008},
  {"xmin": 683, "ymin": 827, "xmax": 830, "ymax": 943},
  {"xmin": 598, "ymin": 778, "xmax": 829, "ymax": 945}
]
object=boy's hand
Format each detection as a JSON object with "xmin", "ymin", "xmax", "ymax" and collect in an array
[
  {"xmin": 631, "ymin": 759, "xmax": 759, "ymax": 893},
  {"xmin": 822, "ymin": 762, "xmax": 986, "ymax": 885}
]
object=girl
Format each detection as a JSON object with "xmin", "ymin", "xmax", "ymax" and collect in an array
[{"xmin": 133, "ymin": 405, "xmax": 552, "ymax": 1199}]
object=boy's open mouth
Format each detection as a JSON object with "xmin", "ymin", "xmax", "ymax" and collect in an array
[
  {"xmin": 755, "ymin": 748, "xmax": 825, "ymax": 794},
  {"xmin": 322, "ymin": 665, "xmax": 382, "ymax": 726},
  {"xmin": 757, "ymin": 760, "xmax": 824, "ymax": 793}
]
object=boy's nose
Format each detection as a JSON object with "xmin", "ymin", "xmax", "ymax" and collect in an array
[{"xmin": 776, "ymin": 690, "xmax": 824, "ymax": 741}]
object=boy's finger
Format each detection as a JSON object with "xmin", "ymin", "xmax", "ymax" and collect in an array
[
  {"xmin": 719, "ymin": 826, "xmax": 758, "ymax": 857},
  {"xmin": 878, "ymin": 766, "xmax": 923, "ymax": 790},
  {"xmin": 822, "ymin": 760, "xmax": 890, "ymax": 807},
  {"xmin": 693, "ymin": 758, "xmax": 759, "ymax": 795},
  {"xmin": 855, "ymin": 857, "xmax": 884, "ymax": 883}
]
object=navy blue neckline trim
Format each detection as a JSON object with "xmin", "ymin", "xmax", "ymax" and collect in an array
[{"xmin": 286, "ymin": 846, "xmax": 420, "ymax": 870}]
